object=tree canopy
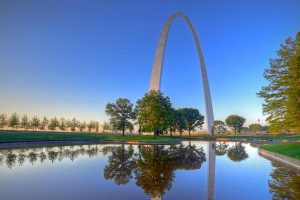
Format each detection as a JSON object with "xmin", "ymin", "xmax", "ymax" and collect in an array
[
  {"xmin": 258, "ymin": 32, "xmax": 300, "ymax": 132},
  {"xmin": 105, "ymin": 98, "xmax": 136, "ymax": 136},
  {"xmin": 225, "ymin": 115, "xmax": 246, "ymax": 134},
  {"xmin": 136, "ymin": 90, "xmax": 172, "ymax": 138},
  {"xmin": 180, "ymin": 108, "xmax": 204, "ymax": 135}
]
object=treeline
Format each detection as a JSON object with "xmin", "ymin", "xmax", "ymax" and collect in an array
[
  {"xmin": 105, "ymin": 90, "xmax": 262, "ymax": 137},
  {"xmin": 105, "ymin": 90, "xmax": 206, "ymax": 138},
  {"xmin": 258, "ymin": 32, "xmax": 300, "ymax": 133},
  {"xmin": 0, "ymin": 113, "xmax": 101, "ymax": 132}
]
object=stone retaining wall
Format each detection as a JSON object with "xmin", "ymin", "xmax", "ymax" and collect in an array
[{"xmin": 259, "ymin": 148, "xmax": 300, "ymax": 171}]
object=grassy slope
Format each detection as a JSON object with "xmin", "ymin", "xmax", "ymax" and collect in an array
[
  {"xmin": 261, "ymin": 142, "xmax": 300, "ymax": 160},
  {"xmin": 0, "ymin": 131, "xmax": 177, "ymax": 143}
]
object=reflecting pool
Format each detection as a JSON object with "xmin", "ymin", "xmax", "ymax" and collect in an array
[{"xmin": 0, "ymin": 141, "xmax": 299, "ymax": 200}]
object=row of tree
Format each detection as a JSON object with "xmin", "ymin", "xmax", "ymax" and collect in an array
[
  {"xmin": 0, "ymin": 113, "xmax": 101, "ymax": 132},
  {"xmin": 105, "ymin": 90, "xmax": 255, "ymax": 137},
  {"xmin": 105, "ymin": 91, "xmax": 206, "ymax": 138},
  {"xmin": 213, "ymin": 117, "xmax": 268, "ymax": 134},
  {"xmin": 258, "ymin": 32, "xmax": 300, "ymax": 133}
]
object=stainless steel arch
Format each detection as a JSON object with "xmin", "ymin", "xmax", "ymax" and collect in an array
[{"xmin": 149, "ymin": 12, "xmax": 214, "ymax": 134}]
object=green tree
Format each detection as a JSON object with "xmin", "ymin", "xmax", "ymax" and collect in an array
[
  {"xmin": 40, "ymin": 116, "xmax": 49, "ymax": 131},
  {"xmin": 249, "ymin": 124, "xmax": 263, "ymax": 133},
  {"xmin": 134, "ymin": 99, "xmax": 144, "ymax": 135},
  {"xmin": 20, "ymin": 114, "xmax": 30, "ymax": 130},
  {"xmin": 0, "ymin": 113, "xmax": 7, "ymax": 130},
  {"xmin": 258, "ymin": 33, "xmax": 300, "ymax": 132},
  {"xmin": 68, "ymin": 118, "xmax": 79, "ymax": 132},
  {"xmin": 169, "ymin": 109, "xmax": 186, "ymax": 136},
  {"xmin": 180, "ymin": 108, "xmax": 204, "ymax": 136},
  {"xmin": 136, "ymin": 90, "xmax": 172, "ymax": 139},
  {"xmin": 105, "ymin": 98, "xmax": 136, "ymax": 136},
  {"xmin": 59, "ymin": 118, "xmax": 67, "ymax": 131},
  {"xmin": 225, "ymin": 115, "xmax": 246, "ymax": 134},
  {"xmin": 48, "ymin": 117, "xmax": 59, "ymax": 130},
  {"xmin": 88, "ymin": 121, "xmax": 96, "ymax": 132},
  {"xmin": 31, "ymin": 116, "xmax": 40, "ymax": 131},
  {"xmin": 79, "ymin": 121, "xmax": 87, "ymax": 132},
  {"xmin": 213, "ymin": 120, "xmax": 226, "ymax": 134},
  {"xmin": 285, "ymin": 33, "xmax": 300, "ymax": 132},
  {"xmin": 8, "ymin": 113, "xmax": 19, "ymax": 130},
  {"xmin": 101, "ymin": 122, "xmax": 111, "ymax": 133}
]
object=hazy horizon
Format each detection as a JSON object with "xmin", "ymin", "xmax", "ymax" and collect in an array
[{"xmin": 1, "ymin": 0, "xmax": 299, "ymax": 126}]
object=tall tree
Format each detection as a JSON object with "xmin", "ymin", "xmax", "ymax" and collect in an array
[
  {"xmin": 136, "ymin": 91, "xmax": 172, "ymax": 139},
  {"xmin": 180, "ymin": 108, "xmax": 204, "ymax": 136},
  {"xmin": 8, "ymin": 113, "xmax": 19, "ymax": 131},
  {"xmin": 285, "ymin": 33, "xmax": 300, "ymax": 132},
  {"xmin": 31, "ymin": 116, "xmax": 40, "ymax": 131},
  {"xmin": 0, "ymin": 113, "xmax": 8, "ymax": 130},
  {"xmin": 258, "ymin": 33, "xmax": 300, "ymax": 132},
  {"xmin": 105, "ymin": 98, "xmax": 136, "ymax": 136},
  {"xmin": 40, "ymin": 117, "xmax": 49, "ymax": 131},
  {"xmin": 20, "ymin": 114, "xmax": 30, "ymax": 130},
  {"xmin": 213, "ymin": 120, "xmax": 226, "ymax": 134},
  {"xmin": 225, "ymin": 115, "xmax": 246, "ymax": 134}
]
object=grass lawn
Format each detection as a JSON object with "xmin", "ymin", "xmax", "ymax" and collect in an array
[
  {"xmin": 1, "ymin": 130, "xmax": 300, "ymax": 144},
  {"xmin": 261, "ymin": 142, "xmax": 300, "ymax": 160},
  {"xmin": 0, "ymin": 130, "xmax": 179, "ymax": 143},
  {"xmin": 196, "ymin": 134, "xmax": 300, "ymax": 141}
]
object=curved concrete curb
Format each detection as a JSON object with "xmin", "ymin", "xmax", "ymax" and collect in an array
[{"xmin": 258, "ymin": 148, "xmax": 300, "ymax": 171}]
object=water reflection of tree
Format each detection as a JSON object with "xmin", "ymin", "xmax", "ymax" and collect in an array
[
  {"xmin": 215, "ymin": 142, "xmax": 229, "ymax": 156},
  {"xmin": 170, "ymin": 144, "xmax": 206, "ymax": 170},
  {"xmin": 269, "ymin": 163, "xmax": 300, "ymax": 200},
  {"xmin": 103, "ymin": 144, "xmax": 206, "ymax": 199},
  {"xmin": 103, "ymin": 144, "xmax": 135, "ymax": 185},
  {"xmin": 227, "ymin": 142, "xmax": 248, "ymax": 162},
  {"xmin": 0, "ymin": 143, "xmax": 207, "ymax": 198},
  {"xmin": 135, "ymin": 145, "xmax": 175, "ymax": 198}
]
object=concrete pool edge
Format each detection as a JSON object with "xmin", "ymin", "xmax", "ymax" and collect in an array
[{"xmin": 258, "ymin": 148, "xmax": 300, "ymax": 171}]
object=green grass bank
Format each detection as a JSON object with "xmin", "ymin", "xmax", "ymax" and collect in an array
[{"xmin": 261, "ymin": 142, "xmax": 300, "ymax": 160}]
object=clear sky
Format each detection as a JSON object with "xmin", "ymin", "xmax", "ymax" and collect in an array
[{"xmin": 0, "ymin": 0, "xmax": 299, "ymax": 126}]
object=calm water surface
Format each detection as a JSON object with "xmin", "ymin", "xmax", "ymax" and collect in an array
[{"xmin": 0, "ymin": 141, "xmax": 299, "ymax": 200}]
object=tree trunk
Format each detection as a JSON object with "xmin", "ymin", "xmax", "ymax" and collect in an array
[
  {"xmin": 122, "ymin": 127, "xmax": 125, "ymax": 136},
  {"xmin": 189, "ymin": 130, "xmax": 191, "ymax": 136},
  {"xmin": 154, "ymin": 131, "xmax": 156, "ymax": 139}
]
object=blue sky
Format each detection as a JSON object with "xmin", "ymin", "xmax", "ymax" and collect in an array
[{"xmin": 0, "ymin": 0, "xmax": 299, "ymax": 126}]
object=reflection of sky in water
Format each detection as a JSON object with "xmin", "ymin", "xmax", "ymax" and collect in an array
[{"xmin": 0, "ymin": 141, "xmax": 299, "ymax": 200}]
